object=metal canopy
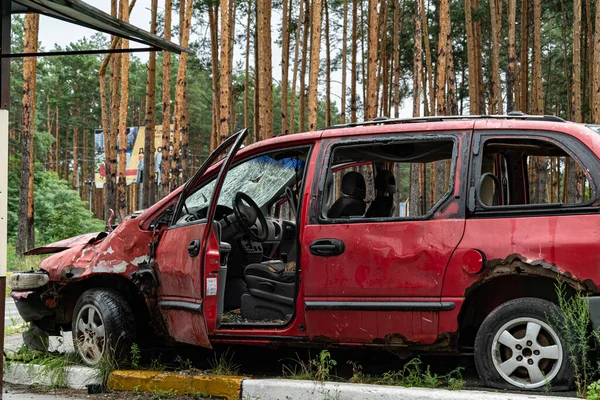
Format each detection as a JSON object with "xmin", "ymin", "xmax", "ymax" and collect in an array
[{"xmin": 10, "ymin": 0, "xmax": 188, "ymax": 54}]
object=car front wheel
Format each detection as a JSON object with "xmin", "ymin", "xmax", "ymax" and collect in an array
[
  {"xmin": 72, "ymin": 288, "xmax": 135, "ymax": 367},
  {"xmin": 474, "ymin": 297, "xmax": 574, "ymax": 391}
]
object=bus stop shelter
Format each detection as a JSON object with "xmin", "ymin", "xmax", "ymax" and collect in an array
[{"xmin": 0, "ymin": 1, "xmax": 186, "ymax": 397}]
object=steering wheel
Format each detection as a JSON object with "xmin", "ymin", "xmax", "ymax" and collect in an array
[{"xmin": 232, "ymin": 192, "xmax": 268, "ymax": 241}]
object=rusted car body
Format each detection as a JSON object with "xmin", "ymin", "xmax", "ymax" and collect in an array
[{"xmin": 10, "ymin": 115, "xmax": 600, "ymax": 391}]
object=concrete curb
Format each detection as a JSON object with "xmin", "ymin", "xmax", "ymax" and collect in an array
[
  {"xmin": 240, "ymin": 379, "xmax": 578, "ymax": 400},
  {"xmin": 107, "ymin": 370, "xmax": 245, "ymax": 400},
  {"xmin": 3, "ymin": 362, "xmax": 101, "ymax": 390}
]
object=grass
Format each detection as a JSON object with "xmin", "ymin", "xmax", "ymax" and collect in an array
[
  {"xmin": 283, "ymin": 351, "xmax": 465, "ymax": 390},
  {"xmin": 349, "ymin": 357, "xmax": 464, "ymax": 390},
  {"xmin": 282, "ymin": 350, "xmax": 337, "ymax": 381},
  {"xmin": 207, "ymin": 348, "xmax": 240, "ymax": 376},
  {"xmin": 6, "ymin": 345, "xmax": 81, "ymax": 389}
]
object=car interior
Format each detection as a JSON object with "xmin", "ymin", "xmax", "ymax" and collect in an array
[
  {"xmin": 322, "ymin": 139, "xmax": 455, "ymax": 219},
  {"xmin": 477, "ymin": 138, "xmax": 592, "ymax": 207}
]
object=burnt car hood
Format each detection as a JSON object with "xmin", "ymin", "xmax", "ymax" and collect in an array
[
  {"xmin": 35, "ymin": 218, "xmax": 155, "ymax": 283},
  {"xmin": 24, "ymin": 232, "xmax": 108, "ymax": 256}
]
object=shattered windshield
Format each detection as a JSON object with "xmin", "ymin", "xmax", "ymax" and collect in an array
[{"xmin": 186, "ymin": 154, "xmax": 304, "ymax": 210}]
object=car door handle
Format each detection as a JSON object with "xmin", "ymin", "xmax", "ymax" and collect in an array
[
  {"xmin": 188, "ymin": 239, "xmax": 201, "ymax": 257},
  {"xmin": 310, "ymin": 239, "xmax": 345, "ymax": 257}
]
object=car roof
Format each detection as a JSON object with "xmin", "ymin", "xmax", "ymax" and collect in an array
[{"xmin": 243, "ymin": 114, "xmax": 594, "ymax": 146}]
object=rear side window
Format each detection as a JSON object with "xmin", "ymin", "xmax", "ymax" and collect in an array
[
  {"xmin": 476, "ymin": 137, "xmax": 593, "ymax": 208},
  {"xmin": 321, "ymin": 138, "xmax": 456, "ymax": 220}
]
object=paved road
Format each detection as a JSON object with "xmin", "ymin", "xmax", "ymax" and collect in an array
[{"xmin": 5, "ymin": 297, "xmax": 24, "ymax": 328}]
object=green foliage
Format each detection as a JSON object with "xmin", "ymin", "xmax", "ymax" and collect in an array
[
  {"xmin": 348, "ymin": 358, "xmax": 464, "ymax": 390},
  {"xmin": 6, "ymin": 244, "xmax": 45, "ymax": 272},
  {"xmin": 283, "ymin": 350, "xmax": 337, "ymax": 382},
  {"xmin": 552, "ymin": 279, "xmax": 600, "ymax": 398},
  {"xmin": 7, "ymin": 157, "xmax": 104, "ymax": 247},
  {"xmin": 588, "ymin": 380, "xmax": 600, "ymax": 400},
  {"xmin": 130, "ymin": 343, "xmax": 141, "ymax": 369}
]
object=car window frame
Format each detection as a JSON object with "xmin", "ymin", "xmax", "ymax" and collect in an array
[
  {"xmin": 175, "ymin": 145, "xmax": 314, "ymax": 224},
  {"xmin": 316, "ymin": 133, "xmax": 460, "ymax": 225},
  {"xmin": 468, "ymin": 130, "xmax": 600, "ymax": 215}
]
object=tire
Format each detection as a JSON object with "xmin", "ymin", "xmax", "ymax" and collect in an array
[
  {"xmin": 474, "ymin": 297, "xmax": 574, "ymax": 391},
  {"xmin": 71, "ymin": 288, "xmax": 135, "ymax": 367}
]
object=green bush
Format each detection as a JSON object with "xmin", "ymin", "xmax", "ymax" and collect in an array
[{"xmin": 8, "ymin": 157, "xmax": 104, "ymax": 247}]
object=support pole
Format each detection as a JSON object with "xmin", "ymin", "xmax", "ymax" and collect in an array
[{"xmin": 0, "ymin": 1, "xmax": 11, "ymax": 398}]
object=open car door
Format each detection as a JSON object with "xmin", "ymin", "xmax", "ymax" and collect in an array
[{"xmin": 154, "ymin": 129, "xmax": 248, "ymax": 348}]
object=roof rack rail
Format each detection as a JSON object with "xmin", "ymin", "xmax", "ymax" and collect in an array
[{"xmin": 319, "ymin": 114, "xmax": 566, "ymax": 131}]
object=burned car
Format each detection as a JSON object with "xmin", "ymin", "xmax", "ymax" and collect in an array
[{"xmin": 10, "ymin": 115, "xmax": 600, "ymax": 391}]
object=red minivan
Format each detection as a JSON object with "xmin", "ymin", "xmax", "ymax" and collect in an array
[{"xmin": 10, "ymin": 114, "xmax": 600, "ymax": 391}]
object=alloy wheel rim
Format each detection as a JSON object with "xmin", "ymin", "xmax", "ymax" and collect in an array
[
  {"xmin": 75, "ymin": 304, "xmax": 106, "ymax": 365},
  {"xmin": 491, "ymin": 316, "xmax": 562, "ymax": 389}
]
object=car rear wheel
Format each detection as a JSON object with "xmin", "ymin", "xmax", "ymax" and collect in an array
[
  {"xmin": 474, "ymin": 297, "xmax": 574, "ymax": 391},
  {"xmin": 72, "ymin": 288, "xmax": 135, "ymax": 367}
]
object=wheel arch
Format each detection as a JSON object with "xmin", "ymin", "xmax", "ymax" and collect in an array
[
  {"xmin": 458, "ymin": 274, "xmax": 581, "ymax": 349},
  {"xmin": 59, "ymin": 275, "xmax": 154, "ymax": 339}
]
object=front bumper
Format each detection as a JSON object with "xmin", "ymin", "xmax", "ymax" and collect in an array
[{"xmin": 11, "ymin": 290, "xmax": 54, "ymax": 322}]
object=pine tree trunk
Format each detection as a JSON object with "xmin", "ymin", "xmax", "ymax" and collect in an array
[
  {"xmin": 592, "ymin": 0, "xmax": 600, "ymax": 122},
  {"xmin": 281, "ymin": 0, "xmax": 291, "ymax": 134},
  {"xmin": 376, "ymin": 0, "xmax": 388, "ymax": 116},
  {"xmin": 143, "ymin": 0, "xmax": 157, "ymax": 208},
  {"xmin": 47, "ymin": 98, "xmax": 53, "ymax": 170},
  {"xmin": 465, "ymin": 0, "xmax": 478, "ymax": 114},
  {"xmin": 55, "ymin": 106, "xmax": 59, "ymax": 174},
  {"xmin": 350, "ymin": 0, "xmax": 358, "ymax": 122},
  {"xmin": 160, "ymin": 0, "xmax": 172, "ymax": 198},
  {"xmin": 117, "ymin": 0, "xmax": 131, "ymax": 221},
  {"xmin": 489, "ymin": 0, "xmax": 503, "ymax": 114},
  {"xmin": 392, "ymin": 0, "xmax": 400, "ymax": 117},
  {"xmin": 435, "ymin": 0, "xmax": 450, "ymax": 116},
  {"xmin": 17, "ymin": 13, "xmax": 39, "ymax": 254},
  {"xmin": 507, "ymin": 0, "xmax": 517, "ymax": 112},
  {"xmin": 519, "ymin": 0, "xmax": 529, "ymax": 113},
  {"xmin": 209, "ymin": 2, "xmax": 219, "ymax": 148},
  {"xmin": 102, "ymin": 1, "xmax": 119, "ymax": 220},
  {"xmin": 573, "ymin": 0, "xmax": 582, "ymax": 121},
  {"xmin": 307, "ymin": 0, "xmax": 322, "ymax": 131},
  {"xmin": 366, "ymin": 0, "xmax": 379, "ymax": 121},
  {"xmin": 257, "ymin": 0, "xmax": 274, "ymax": 139},
  {"xmin": 447, "ymin": 38, "xmax": 458, "ymax": 115},
  {"xmin": 72, "ymin": 113, "xmax": 79, "ymax": 190},
  {"xmin": 587, "ymin": 0, "xmax": 594, "ymax": 118},
  {"xmin": 177, "ymin": 0, "xmax": 194, "ymax": 184},
  {"xmin": 413, "ymin": 0, "xmax": 423, "ymax": 118},
  {"xmin": 82, "ymin": 126, "xmax": 88, "ymax": 203},
  {"xmin": 244, "ymin": 0, "xmax": 252, "ymax": 137},
  {"xmin": 532, "ymin": 0, "xmax": 544, "ymax": 114},
  {"xmin": 218, "ymin": 0, "xmax": 231, "ymax": 145},
  {"xmin": 290, "ymin": 0, "xmax": 304, "ymax": 134},
  {"xmin": 474, "ymin": 0, "xmax": 486, "ymax": 114},
  {"xmin": 325, "ymin": 0, "xmax": 332, "ymax": 126},
  {"xmin": 341, "ymin": 0, "xmax": 348, "ymax": 123},
  {"xmin": 299, "ymin": 0, "xmax": 309, "ymax": 133},
  {"xmin": 421, "ymin": 0, "xmax": 433, "ymax": 116}
]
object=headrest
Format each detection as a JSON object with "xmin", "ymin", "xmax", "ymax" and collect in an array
[
  {"xmin": 375, "ymin": 170, "xmax": 396, "ymax": 195},
  {"xmin": 341, "ymin": 171, "xmax": 366, "ymax": 199}
]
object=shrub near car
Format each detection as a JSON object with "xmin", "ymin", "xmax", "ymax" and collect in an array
[{"xmin": 10, "ymin": 114, "xmax": 600, "ymax": 390}]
